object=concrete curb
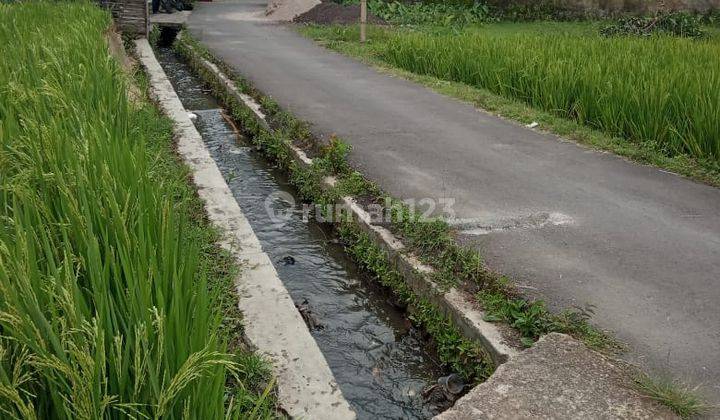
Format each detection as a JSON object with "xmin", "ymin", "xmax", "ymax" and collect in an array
[
  {"xmin": 178, "ymin": 39, "xmax": 520, "ymax": 366},
  {"xmin": 135, "ymin": 38, "xmax": 355, "ymax": 420},
  {"xmin": 436, "ymin": 333, "xmax": 677, "ymax": 420}
]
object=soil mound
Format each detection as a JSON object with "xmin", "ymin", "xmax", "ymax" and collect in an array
[
  {"xmin": 267, "ymin": 0, "xmax": 321, "ymax": 21},
  {"xmin": 294, "ymin": 1, "xmax": 385, "ymax": 24}
]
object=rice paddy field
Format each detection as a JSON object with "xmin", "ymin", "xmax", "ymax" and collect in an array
[
  {"xmin": 0, "ymin": 3, "xmax": 273, "ymax": 418},
  {"xmin": 301, "ymin": 22, "xmax": 720, "ymax": 167}
]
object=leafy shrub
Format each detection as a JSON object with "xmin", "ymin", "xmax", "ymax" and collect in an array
[
  {"xmin": 495, "ymin": 0, "xmax": 580, "ymax": 22},
  {"xmin": 318, "ymin": 135, "xmax": 352, "ymax": 174},
  {"xmin": 601, "ymin": 12, "xmax": 705, "ymax": 38},
  {"xmin": 702, "ymin": 9, "xmax": 720, "ymax": 26},
  {"xmin": 369, "ymin": 0, "xmax": 492, "ymax": 26}
]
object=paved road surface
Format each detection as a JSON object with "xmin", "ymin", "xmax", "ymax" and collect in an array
[{"xmin": 187, "ymin": 0, "xmax": 720, "ymax": 402}]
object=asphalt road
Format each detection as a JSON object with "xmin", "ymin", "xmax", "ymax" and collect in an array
[{"xmin": 188, "ymin": 0, "xmax": 720, "ymax": 402}]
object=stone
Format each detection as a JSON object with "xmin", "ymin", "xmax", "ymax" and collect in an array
[{"xmin": 436, "ymin": 333, "xmax": 676, "ymax": 420}]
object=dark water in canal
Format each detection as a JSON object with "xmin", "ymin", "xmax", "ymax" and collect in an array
[{"xmin": 157, "ymin": 46, "xmax": 446, "ymax": 419}]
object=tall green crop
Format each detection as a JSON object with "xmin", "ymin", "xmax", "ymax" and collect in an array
[
  {"xmin": 375, "ymin": 28, "xmax": 720, "ymax": 160},
  {"xmin": 0, "ymin": 3, "xmax": 268, "ymax": 418}
]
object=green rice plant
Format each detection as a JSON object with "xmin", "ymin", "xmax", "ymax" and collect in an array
[
  {"xmin": 373, "ymin": 27, "xmax": 720, "ymax": 161},
  {"xmin": 0, "ymin": 3, "xmax": 273, "ymax": 418}
]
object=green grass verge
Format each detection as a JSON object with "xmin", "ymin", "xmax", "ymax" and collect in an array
[
  {"xmin": 297, "ymin": 23, "xmax": 720, "ymax": 187},
  {"xmin": 0, "ymin": 3, "xmax": 274, "ymax": 418}
]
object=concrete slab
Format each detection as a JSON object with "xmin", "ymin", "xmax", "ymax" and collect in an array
[
  {"xmin": 266, "ymin": 0, "xmax": 319, "ymax": 21},
  {"xmin": 134, "ymin": 38, "xmax": 355, "ymax": 420},
  {"xmin": 149, "ymin": 10, "xmax": 191, "ymax": 27},
  {"xmin": 436, "ymin": 333, "xmax": 677, "ymax": 420}
]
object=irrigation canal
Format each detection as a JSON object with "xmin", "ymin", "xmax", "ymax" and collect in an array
[{"xmin": 155, "ymin": 46, "xmax": 450, "ymax": 419}]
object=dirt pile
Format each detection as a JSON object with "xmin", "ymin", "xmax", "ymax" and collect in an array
[
  {"xmin": 267, "ymin": 0, "xmax": 321, "ymax": 21},
  {"xmin": 294, "ymin": 1, "xmax": 386, "ymax": 24}
]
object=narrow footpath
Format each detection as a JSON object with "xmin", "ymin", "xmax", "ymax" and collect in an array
[{"xmin": 188, "ymin": 0, "xmax": 720, "ymax": 402}]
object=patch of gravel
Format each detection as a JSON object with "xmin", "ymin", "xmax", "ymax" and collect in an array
[{"xmin": 294, "ymin": 1, "xmax": 386, "ymax": 24}]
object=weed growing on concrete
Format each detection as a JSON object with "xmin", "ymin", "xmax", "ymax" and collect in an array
[
  {"xmin": 335, "ymin": 170, "xmax": 382, "ymax": 199},
  {"xmin": 318, "ymin": 135, "xmax": 352, "ymax": 174},
  {"xmin": 633, "ymin": 375, "xmax": 711, "ymax": 419},
  {"xmin": 389, "ymin": 204, "xmax": 490, "ymax": 290},
  {"xmin": 478, "ymin": 292, "xmax": 619, "ymax": 350}
]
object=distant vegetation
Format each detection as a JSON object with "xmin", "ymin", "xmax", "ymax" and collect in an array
[
  {"xmin": 368, "ymin": 0, "xmax": 492, "ymax": 25},
  {"xmin": 333, "ymin": 0, "xmax": 494, "ymax": 25},
  {"xmin": 601, "ymin": 11, "xmax": 706, "ymax": 38},
  {"xmin": 337, "ymin": 0, "xmax": 720, "ymax": 25}
]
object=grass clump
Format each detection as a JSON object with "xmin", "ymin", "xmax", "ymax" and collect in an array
[
  {"xmin": 388, "ymin": 205, "xmax": 490, "ymax": 290},
  {"xmin": 0, "ymin": 3, "xmax": 274, "ymax": 418},
  {"xmin": 633, "ymin": 375, "xmax": 711, "ymax": 419},
  {"xmin": 478, "ymin": 292, "xmax": 618, "ymax": 350}
]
